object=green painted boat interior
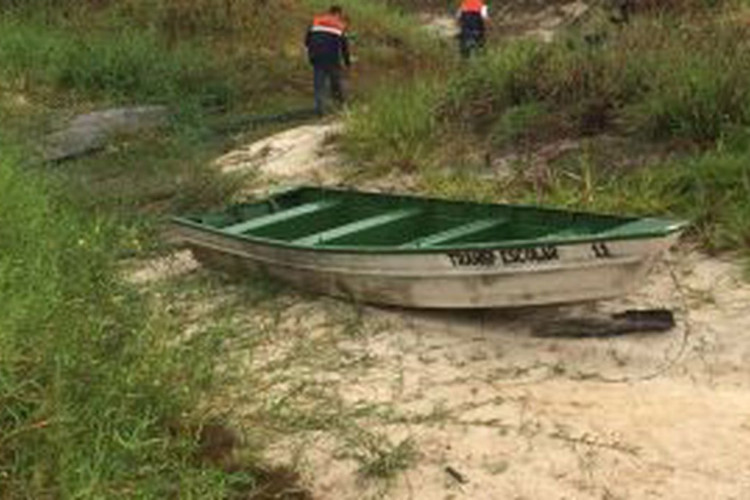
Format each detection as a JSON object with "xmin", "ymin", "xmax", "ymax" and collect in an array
[{"xmin": 174, "ymin": 187, "xmax": 686, "ymax": 251}]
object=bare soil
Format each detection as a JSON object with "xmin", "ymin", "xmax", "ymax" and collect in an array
[
  {"xmin": 214, "ymin": 121, "xmax": 344, "ymax": 188},
  {"xmin": 132, "ymin": 243, "xmax": 750, "ymax": 499}
]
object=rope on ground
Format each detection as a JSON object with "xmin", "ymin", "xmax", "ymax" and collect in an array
[
  {"xmin": 479, "ymin": 256, "xmax": 694, "ymax": 389},
  {"xmin": 590, "ymin": 258, "xmax": 693, "ymax": 384}
]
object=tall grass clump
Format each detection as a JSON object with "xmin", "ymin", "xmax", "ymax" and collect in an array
[
  {"xmin": 621, "ymin": 21, "xmax": 750, "ymax": 141},
  {"xmin": 0, "ymin": 143, "xmax": 236, "ymax": 498},
  {"xmin": 344, "ymin": 80, "xmax": 441, "ymax": 173},
  {"xmin": 645, "ymin": 151, "xmax": 750, "ymax": 251},
  {"xmin": 512, "ymin": 148, "xmax": 750, "ymax": 254},
  {"xmin": 439, "ymin": 17, "xmax": 750, "ymax": 143},
  {"xmin": 439, "ymin": 41, "xmax": 547, "ymax": 126},
  {"xmin": 0, "ymin": 17, "xmax": 235, "ymax": 106}
]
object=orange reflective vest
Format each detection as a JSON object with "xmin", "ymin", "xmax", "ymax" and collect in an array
[
  {"xmin": 311, "ymin": 13, "xmax": 347, "ymax": 37},
  {"xmin": 460, "ymin": 0, "xmax": 485, "ymax": 13}
]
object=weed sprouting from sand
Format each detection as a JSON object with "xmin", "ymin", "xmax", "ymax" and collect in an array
[{"xmin": 340, "ymin": 429, "xmax": 418, "ymax": 483}]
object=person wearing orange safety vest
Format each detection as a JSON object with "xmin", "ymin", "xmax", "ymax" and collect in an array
[
  {"xmin": 305, "ymin": 5, "xmax": 351, "ymax": 115},
  {"xmin": 456, "ymin": 0, "xmax": 489, "ymax": 58}
]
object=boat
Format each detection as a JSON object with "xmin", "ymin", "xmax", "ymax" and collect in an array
[{"xmin": 170, "ymin": 186, "xmax": 687, "ymax": 308}]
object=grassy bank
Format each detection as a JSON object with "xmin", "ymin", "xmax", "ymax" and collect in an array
[
  {"xmin": 0, "ymin": 0, "xmax": 442, "ymax": 112},
  {"xmin": 0, "ymin": 0, "xmax": 444, "ymax": 219},
  {"xmin": 0, "ymin": 140, "xmax": 241, "ymax": 497},
  {"xmin": 346, "ymin": 13, "xmax": 750, "ymax": 164},
  {"xmin": 0, "ymin": 0, "xmax": 447, "ymax": 496},
  {"xmin": 0, "ymin": 18, "xmax": 233, "ymax": 106},
  {"xmin": 342, "ymin": 7, "xmax": 750, "ymax": 257}
]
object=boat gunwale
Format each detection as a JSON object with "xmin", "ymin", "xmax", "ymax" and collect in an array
[
  {"xmin": 171, "ymin": 186, "xmax": 687, "ymax": 255},
  {"xmin": 171, "ymin": 220, "xmax": 684, "ymax": 254}
]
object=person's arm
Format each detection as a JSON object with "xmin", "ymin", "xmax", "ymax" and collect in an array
[
  {"xmin": 481, "ymin": 5, "xmax": 489, "ymax": 19},
  {"xmin": 341, "ymin": 35, "xmax": 351, "ymax": 67},
  {"xmin": 304, "ymin": 26, "xmax": 311, "ymax": 49}
]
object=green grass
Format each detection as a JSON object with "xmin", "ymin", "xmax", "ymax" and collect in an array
[
  {"xmin": 0, "ymin": 140, "xmax": 246, "ymax": 498},
  {"xmin": 346, "ymin": 10, "xmax": 750, "ymax": 162},
  {"xmin": 414, "ymin": 143, "xmax": 750, "ymax": 257},
  {"xmin": 0, "ymin": 0, "xmax": 443, "ymax": 111},
  {"xmin": 344, "ymin": 80, "xmax": 442, "ymax": 174},
  {"xmin": 0, "ymin": 16, "xmax": 234, "ymax": 107},
  {"xmin": 345, "ymin": 432, "xmax": 417, "ymax": 483},
  {"xmin": 51, "ymin": 124, "xmax": 246, "ymax": 214},
  {"xmin": 550, "ymin": 150, "xmax": 750, "ymax": 253},
  {"xmin": 0, "ymin": 1, "xmax": 448, "ymax": 494}
]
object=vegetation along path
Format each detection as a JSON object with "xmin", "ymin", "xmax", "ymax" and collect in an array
[{"xmin": 3, "ymin": 0, "xmax": 750, "ymax": 499}]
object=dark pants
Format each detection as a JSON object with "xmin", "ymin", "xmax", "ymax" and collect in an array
[
  {"xmin": 313, "ymin": 64, "xmax": 344, "ymax": 115},
  {"xmin": 459, "ymin": 30, "xmax": 485, "ymax": 59}
]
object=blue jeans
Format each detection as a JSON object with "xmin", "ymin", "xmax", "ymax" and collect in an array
[{"xmin": 313, "ymin": 64, "xmax": 344, "ymax": 114}]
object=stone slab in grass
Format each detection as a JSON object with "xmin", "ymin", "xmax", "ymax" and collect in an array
[{"xmin": 42, "ymin": 105, "xmax": 169, "ymax": 163}]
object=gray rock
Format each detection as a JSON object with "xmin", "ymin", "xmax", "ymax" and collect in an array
[{"xmin": 42, "ymin": 105, "xmax": 169, "ymax": 163}]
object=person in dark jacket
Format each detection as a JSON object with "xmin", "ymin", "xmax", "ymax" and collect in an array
[
  {"xmin": 457, "ymin": 0, "xmax": 489, "ymax": 58},
  {"xmin": 305, "ymin": 5, "xmax": 351, "ymax": 115}
]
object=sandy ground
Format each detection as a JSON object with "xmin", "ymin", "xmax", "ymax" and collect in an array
[
  {"xmin": 131, "ymin": 244, "xmax": 750, "ymax": 500},
  {"xmin": 286, "ymin": 251, "xmax": 750, "ymax": 500},
  {"xmin": 214, "ymin": 122, "xmax": 344, "ymax": 186}
]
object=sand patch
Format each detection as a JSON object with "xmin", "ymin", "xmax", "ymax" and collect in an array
[
  {"xmin": 123, "ymin": 249, "xmax": 199, "ymax": 285},
  {"xmin": 154, "ymin": 247, "xmax": 750, "ymax": 500},
  {"xmin": 214, "ymin": 122, "xmax": 343, "ymax": 184}
]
